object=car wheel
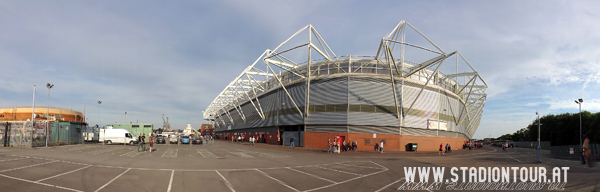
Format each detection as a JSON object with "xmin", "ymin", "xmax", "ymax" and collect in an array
[
  {"xmin": 130, "ymin": 141, "xmax": 134, "ymax": 145},
  {"xmin": 107, "ymin": 140, "xmax": 112, "ymax": 144}
]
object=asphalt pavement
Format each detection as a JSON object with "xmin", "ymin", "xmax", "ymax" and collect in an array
[{"xmin": 0, "ymin": 141, "xmax": 598, "ymax": 192}]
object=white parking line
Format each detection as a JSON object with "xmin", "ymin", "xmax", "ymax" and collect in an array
[
  {"xmin": 374, "ymin": 177, "xmax": 405, "ymax": 192},
  {"xmin": 196, "ymin": 149, "xmax": 218, "ymax": 158},
  {"xmin": 304, "ymin": 162, "xmax": 389, "ymax": 192},
  {"xmin": 119, "ymin": 150, "xmax": 139, "ymax": 157},
  {"xmin": 94, "ymin": 168, "xmax": 130, "ymax": 192},
  {"xmin": 37, "ymin": 165, "xmax": 92, "ymax": 182},
  {"xmin": 255, "ymin": 169, "xmax": 300, "ymax": 192},
  {"xmin": 167, "ymin": 170, "xmax": 174, "ymax": 192},
  {"xmin": 215, "ymin": 170, "xmax": 236, "ymax": 192},
  {"xmin": 286, "ymin": 167, "xmax": 336, "ymax": 183},
  {"xmin": 316, "ymin": 166, "xmax": 363, "ymax": 176},
  {"xmin": 161, "ymin": 149, "xmax": 178, "ymax": 158},
  {"xmin": 0, "ymin": 157, "xmax": 27, "ymax": 162},
  {"xmin": 0, "ymin": 173, "xmax": 84, "ymax": 192},
  {"xmin": 229, "ymin": 151, "xmax": 255, "ymax": 158},
  {"xmin": 339, "ymin": 163, "xmax": 381, "ymax": 169},
  {"xmin": 505, "ymin": 155, "xmax": 521, "ymax": 162},
  {"xmin": 0, "ymin": 161, "xmax": 57, "ymax": 172}
]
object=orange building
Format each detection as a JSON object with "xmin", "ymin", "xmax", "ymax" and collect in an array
[{"xmin": 0, "ymin": 107, "xmax": 85, "ymax": 123}]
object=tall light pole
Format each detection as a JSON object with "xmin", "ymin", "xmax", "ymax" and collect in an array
[
  {"xmin": 97, "ymin": 100, "xmax": 102, "ymax": 126},
  {"xmin": 46, "ymin": 83, "xmax": 54, "ymax": 147},
  {"xmin": 98, "ymin": 100, "xmax": 102, "ymax": 145},
  {"xmin": 575, "ymin": 98, "xmax": 583, "ymax": 164},
  {"xmin": 536, "ymin": 110, "xmax": 542, "ymax": 163},
  {"xmin": 125, "ymin": 111, "xmax": 127, "ymax": 124}
]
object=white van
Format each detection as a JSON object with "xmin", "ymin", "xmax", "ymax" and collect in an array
[{"xmin": 99, "ymin": 128, "xmax": 137, "ymax": 145}]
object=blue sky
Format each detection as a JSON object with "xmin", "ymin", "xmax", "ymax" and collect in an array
[{"xmin": 1, "ymin": 1, "xmax": 599, "ymax": 138}]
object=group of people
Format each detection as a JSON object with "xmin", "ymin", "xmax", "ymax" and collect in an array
[
  {"xmin": 439, "ymin": 143, "xmax": 452, "ymax": 155},
  {"xmin": 463, "ymin": 141, "xmax": 482, "ymax": 150},
  {"xmin": 231, "ymin": 135, "xmax": 258, "ymax": 146},
  {"xmin": 501, "ymin": 142, "xmax": 512, "ymax": 151},
  {"xmin": 327, "ymin": 138, "xmax": 359, "ymax": 153},
  {"xmin": 137, "ymin": 133, "xmax": 154, "ymax": 153},
  {"xmin": 374, "ymin": 140, "xmax": 384, "ymax": 153}
]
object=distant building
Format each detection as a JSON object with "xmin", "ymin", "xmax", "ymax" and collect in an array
[
  {"xmin": 0, "ymin": 107, "xmax": 85, "ymax": 123},
  {"xmin": 112, "ymin": 123, "xmax": 153, "ymax": 137},
  {"xmin": 200, "ymin": 124, "xmax": 214, "ymax": 135},
  {"xmin": 0, "ymin": 106, "xmax": 86, "ymax": 147},
  {"xmin": 183, "ymin": 124, "xmax": 196, "ymax": 135}
]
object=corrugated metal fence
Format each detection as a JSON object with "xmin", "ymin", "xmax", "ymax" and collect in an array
[
  {"xmin": 550, "ymin": 144, "xmax": 599, "ymax": 160},
  {"xmin": 1, "ymin": 121, "xmax": 90, "ymax": 147}
]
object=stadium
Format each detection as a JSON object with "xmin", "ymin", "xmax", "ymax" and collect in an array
[{"xmin": 203, "ymin": 21, "xmax": 487, "ymax": 151}]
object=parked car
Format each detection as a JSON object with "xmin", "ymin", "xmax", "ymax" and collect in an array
[
  {"xmin": 192, "ymin": 136, "xmax": 203, "ymax": 144},
  {"xmin": 169, "ymin": 135, "xmax": 178, "ymax": 144},
  {"xmin": 180, "ymin": 136, "xmax": 190, "ymax": 144},
  {"xmin": 156, "ymin": 135, "xmax": 166, "ymax": 144}
]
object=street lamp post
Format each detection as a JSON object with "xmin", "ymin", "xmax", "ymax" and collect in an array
[
  {"xmin": 125, "ymin": 112, "xmax": 127, "ymax": 124},
  {"xmin": 98, "ymin": 100, "xmax": 102, "ymax": 145},
  {"xmin": 575, "ymin": 98, "xmax": 583, "ymax": 164},
  {"xmin": 46, "ymin": 83, "xmax": 54, "ymax": 147},
  {"xmin": 536, "ymin": 110, "xmax": 542, "ymax": 163}
]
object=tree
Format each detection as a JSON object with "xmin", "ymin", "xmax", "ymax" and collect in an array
[{"xmin": 498, "ymin": 111, "xmax": 599, "ymax": 145}]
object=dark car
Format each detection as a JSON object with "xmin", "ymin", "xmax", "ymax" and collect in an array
[
  {"xmin": 156, "ymin": 135, "xmax": 166, "ymax": 144},
  {"xmin": 192, "ymin": 136, "xmax": 203, "ymax": 144}
]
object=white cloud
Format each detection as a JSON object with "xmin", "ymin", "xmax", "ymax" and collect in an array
[{"xmin": 2, "ymin": 1, "xmax": 600, "ymax": 136}]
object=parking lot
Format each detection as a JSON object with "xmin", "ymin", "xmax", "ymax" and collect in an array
[{"xmin": 0, "ymin": 141, "xmax": 599, "ymax": 192}]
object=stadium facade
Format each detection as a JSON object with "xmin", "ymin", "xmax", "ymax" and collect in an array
[{"xmin": 203, "ymin": 21, "xmax": 487, "ymax": 151}]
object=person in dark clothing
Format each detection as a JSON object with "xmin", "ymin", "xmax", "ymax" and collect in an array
[
  {"xmin": 290, "ymin": 136, "xmax": 295, "ymax": 148},
  {"xmin": 141, "ymin": 133, "xmax": 146, "ymax": 151},
  {"xmin": 137, "ymin": 134, "xmax": 143, "ymax": 152}
]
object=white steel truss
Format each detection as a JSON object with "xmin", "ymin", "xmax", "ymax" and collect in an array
[
  {"xmin": 203, "ymin": 25, "xmax": 338, "ymax": 124},
  {"xmin": 204, "ymin": 21, "xmax": 487, "ymax": 138}
]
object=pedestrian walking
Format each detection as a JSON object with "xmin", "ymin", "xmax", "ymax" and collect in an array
[
  {"xmin": 327, "ymin": 138, "xmax": 332, "ymax": 153},
  {"xmin": 439, "ymin": 143, "xmax": 444, "ymax": 155},
  {"xmin": 290, "ymin": 136, "xmax": 295, "ymax": 148},
  {"xmin": 352, "ymin": 140, "xmax": 357, "ymax": 152},
  {"xmin": 137, "ymin": 133, "xmax": 143, "ymax": 152},
  {"xmin": 445, "ymin": 143, "xmax": 449, "ymax": 153},
  {"xmin": 374, "ymin": 143, "xmax": 379, "ymax": 151},
  {"xmin": 333, "ymin": 140, "xmax": 337, "ymax": 153},
  {"xmin": 337, "ymin": 140, "xmax": 341, "ymax": 154},
  {"xmin": 582, "ymin": 132, "xmax": 594, "ymax": 167},
  {"xmin": 379, "ymin": 140, "xmax": 384, "ymax": 153},
  {"xmin": 189, "ymin": 135, "xmax": 193, "ymax": 146},
  {"xmin": 342, "ymin": 140, "xmax": 346, "ymax": 152},
  {"xmin": 149, "ymin": 134, "xmax": 154, "ymax": 153},
  {"xmin": 142, "ymin": 133, "xmax": 146, "ymax": 151}
]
